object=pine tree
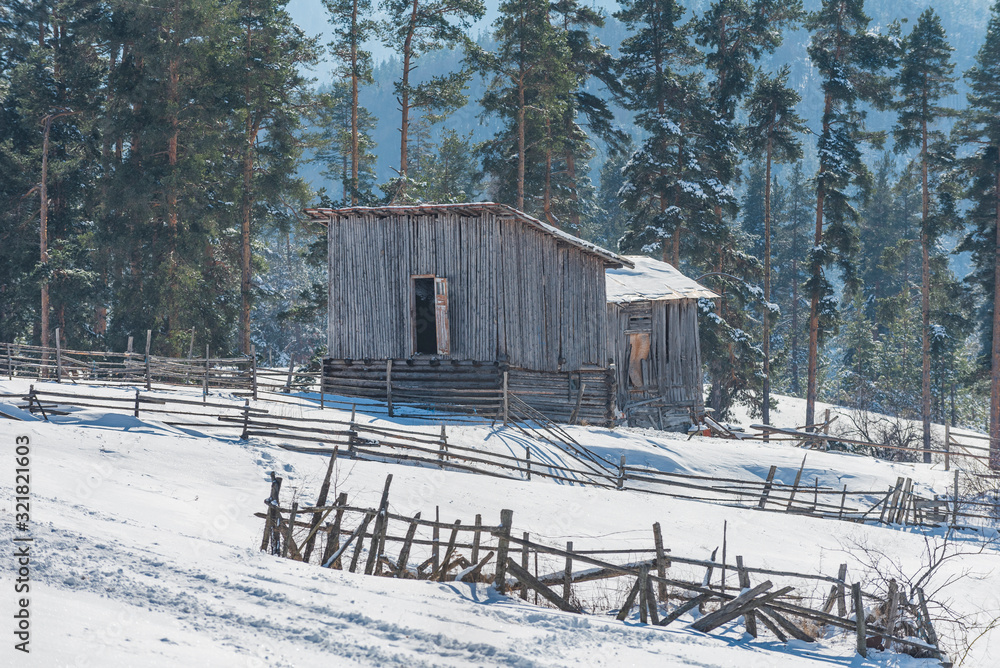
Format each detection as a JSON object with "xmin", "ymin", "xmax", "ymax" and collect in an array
[
  {"xmin": 894, "ymin": 7, "xmax": 958, "ymax": 461},
  {"xmin": 0, "ymin": 0, "xmax": 103, "ymax": 348},
  {"xmin": 956, "ymin": 0, "xmax": 1000, "ymax": 468},
  {"xmin": 414, "ymin": 129, "xmax": 482, "ymax": 203},
  {"xmin": 803, "ymin": 0, "xmax": 897, "ymax": 429},
  {"xmin": 380, "ymin": 0, "xmax": 484, "ymax": 200},
  {"xmin": 314, "ymin": 81, "xmax": 378, "ymax": 205},
  {"xmin": 771, "ymin": 163, "xmax": 812, "ymax": 397},
  {"xmin": 744, "ymin": 65, "xmax": 805, "ymax": 426},
  {"xmin": 232, "ymin": 0, "xmax": 320, "ymax": 354},
  {"xmin": 477, "ymin": 0, "xmax": 573, "ymax": 216},
  {"xmin": 325, "ymin": 0, "xmax": 377, "ymax": 205}
]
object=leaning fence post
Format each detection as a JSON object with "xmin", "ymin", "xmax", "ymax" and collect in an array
[
  {"xmin": 563, "ymin": 541, "xmax": 574, "ymax": 603},
  {"xmin": 144, "ymin": 329, "xmax": 151, "ymax": 390},
  {"xmin": 55, "ymin": 327, "xmax": 62, "ymax": 383},
  {"xmin": 439, "ymin": 424, "xmax": 448, "ymax": 468},
  {"xmin": 758, "ymin": 465, "xmax": 777, "ymax": 509},
  {"xmin": 282, "ymin": 501, "xmax": 299, "ymax": 559},
  {"xmin": 494, "ymin": 509, "xmax": 513, "ymax": 593},
  {"xmin": 852, "ymin": 582, "xmax": 867, "ymax": 658}
]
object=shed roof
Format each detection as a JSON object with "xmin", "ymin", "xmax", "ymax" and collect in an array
[
  {"xmin": 302, "ymin": 202, "xmax": 633, "ymax": 269},
  {"xmin": 605, "ymin": 255, "xmax": 719, "ymax": 303}
]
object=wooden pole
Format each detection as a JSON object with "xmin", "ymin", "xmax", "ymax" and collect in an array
[
  {"xmin": 520, "ymin": 532, "xmax": 529, "ymax": 600},
  {"xmin": 303, "ymin": 446, "xmax": 338, "ymax": 563},
  {"xmin": 322, "ymin": 492, "xmax": 348, "ymax": 568},
  {"xmin": 736, "ymin": 556, "xmax": 757, "ymax": 637},
  {"xmin": 396, "ymin": 512, "xmax": 421, "ymax": 577},
  {"xmin": 720, "ymin": 521, "xmax": 729, "ymax": 596},
  {"xmin": 617, "ymin": 455, "xmax": 626, "ymax": 490},
  {"xmin": 503, "ymin": 370, "xmax": 509, "ymax": 425},
  {"xmin": 364, "ymin": 474, "xmax": 393, "ymax": 575},
  {"xmin": 494, "ymin": 509, "xmax": 513, "ymax": 593},
  {"xmin": 55, "ymin": 327, "xmax": 62, "ymax": 383},
  {"xmin": 386, "ymin": 359, "xmax": 393, "ymax": 416},
  {"xmin": 251, "ymin": 344, "xmax": 258, "ymax": 401},
  {"xmin": 836, "ymin": 563, "xmax": 848, "ymax": 618},
  {"xmin": 853, "ymin": 582, "xmax": 867, "ymax": 657},
  {"xmin": 562, "ymin": 541, "xmax": 573, "ymax": 603},
  {"xmin": 144, "ymin": 329, "xmax": 152, "ymax": 390},
  {"xmin": 786, "ymin": 455, "xmax": 807, "ymax": 511},
  {"xmin": 134, "ymin": 389, "xmax": 141, "ymax": 418},
  {"xmin": 284, "ymin": 356, "xmax": 294, "ymax": 393},
  {"xmin": 944, "ymin": 422, "xmax": 950, "ymax": 471},
  {"xmin": 758, "ymin": 465, "xmax": 777, "ymax": 509},
  {"xmin": 203, "ymin": 344, "xmax": 210, "ymax": 401},
  {"xmin": 432, "ymin": 506, "xmax": 440, "ymax": 575},
  {"xmin": 952, "ymin": 469, "xmax": 960, "ymax": 527},
  {"xmin": 524, "ymin": 446, "xmax": 531, "ymax": 481},
  {"xmin": 282, "ymin": 501, "xmax": 298, "ymax": 559},
  {"xmin": 471, "ymin": 514, "xmax": 482, "ymax": 564},
  {"xmin": 653, "ymin": 522, "xmax": 669, "ymax": 601}
]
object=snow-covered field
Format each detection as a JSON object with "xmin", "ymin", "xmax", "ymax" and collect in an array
[{"xmin": 1, "ymin": 378, "xmax": 997, "ymax": 667}]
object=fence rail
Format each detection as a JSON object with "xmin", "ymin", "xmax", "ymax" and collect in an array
[{"xmin": 8, "ymin": 381, "xmax": 998, "ymax": 531}]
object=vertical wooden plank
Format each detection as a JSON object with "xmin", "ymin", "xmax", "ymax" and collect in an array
[{"xmin": 494, "ymin": 509, "xmax": 513, "ymax": 593}]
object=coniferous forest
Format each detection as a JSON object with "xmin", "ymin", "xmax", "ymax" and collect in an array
[{"xmin": 5, "ymin": 0, "xmax": 1000, "ymax": 464}]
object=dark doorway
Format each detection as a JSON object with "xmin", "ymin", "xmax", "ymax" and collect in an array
[{"xmin": 414, "ymin": 277, "xmax": 437, "ymax": 354}]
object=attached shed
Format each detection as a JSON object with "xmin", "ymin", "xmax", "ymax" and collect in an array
[
  {"xmin": 606, "ymin": 256, "xmax": 718, "ymax": 429},
  {"xmin": 303, "ymin": 202, "xmax": 633, "ymax": 426}
]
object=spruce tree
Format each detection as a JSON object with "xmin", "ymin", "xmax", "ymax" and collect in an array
[
  {"xmin": 894, "ymin": 7, "xmax": 958, "ymax": 461},
  {"xmin": 803, "ymin": 0, "xmax": 897, "ymax": 429},
  {"xmin": 957, "ymin": 0, "xmax": 1000, "ymax": 469},
  {"xmin": 744, "ymin": 65, "xmax": 805, "ymax": 426}
]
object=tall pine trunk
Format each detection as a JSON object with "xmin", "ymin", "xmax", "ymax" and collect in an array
[
  {"xmin": 920, "ymin": 113, "xmax": 932, "ymax": 463},
  {"xmin": 397, "ymin": 0, "xmax": 418, "ymax": 199},
  {"xmin": 807, "ymin": 94, "xmax": 833, "ymax": 431},
  {"xmin": 991, "ymin": 160, "xmax": 1000, "ymax": 470},
  {"xmin": 763, "ymin": 134, "xmax": 773, "ymax": 430},
  {"xmin": 350, "ymin": 0, "xmax": 360, "ymax": 205}
]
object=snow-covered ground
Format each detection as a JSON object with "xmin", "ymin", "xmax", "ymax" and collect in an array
[{"xmin": 1, "ymin": 378, "xmax": 997, "ymax": 667}]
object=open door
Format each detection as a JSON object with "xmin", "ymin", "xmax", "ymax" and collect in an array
[{"xmin": 434, "ymin": 277, "xmax": 450, "ymax": 355}]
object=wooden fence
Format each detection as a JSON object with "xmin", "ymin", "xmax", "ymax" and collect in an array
[
  {"xmin": 10, "ymin": 383, "xmax": 1000, "ymax": 531},
  {"xmin": 257, "ymin": 457, "xmax": 951, "ymax": 665}
]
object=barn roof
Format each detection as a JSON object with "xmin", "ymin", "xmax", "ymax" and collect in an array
[
  {"xmin": 302, "ymin": 202, "xmax": 633, "ymax": 269},
  {"xmin": 605, "ymin": 256, "xmax": 719, "ymax": 303}
]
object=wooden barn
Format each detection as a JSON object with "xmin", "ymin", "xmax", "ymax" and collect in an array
[
  {"xmin": 303, "ymin": 202, "xmax": 714, "ymax": 430},
  {"xmin": 606, "ymin": 256, "xmax": 717, "ymax": 429}
]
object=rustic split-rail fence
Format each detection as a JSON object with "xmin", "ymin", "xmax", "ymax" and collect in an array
[
  {"xmin": 4, "ymin": 338, "xmax": 1000, "ymax": 531},
  {"xmin": 256, "ymin": 454, "xmax": 951, "ymax": 665}
]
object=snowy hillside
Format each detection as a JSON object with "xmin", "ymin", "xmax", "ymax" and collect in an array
[{"xmin": 1, "ymin": 378, "xmax": 997, "ymax": 667}]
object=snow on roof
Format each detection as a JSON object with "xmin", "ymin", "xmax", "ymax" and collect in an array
[
  {"xmin": 605, "ymin": 255, "xmax": 719, "ymax": 303},
  {"xmin": 302, "ymin": 202, "xmax": 633, "ymax": 269}
]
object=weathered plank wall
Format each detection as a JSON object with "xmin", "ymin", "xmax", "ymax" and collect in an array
[
  {"xmin": 327, "ymin": 211, "xmax": 608, "ymax": 372},
  {"xmin": 607, "ymin": 298, "xmax": 705, "ymax": 429}
]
